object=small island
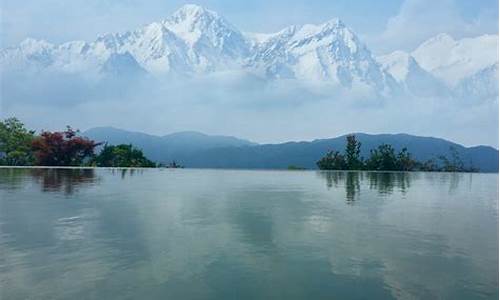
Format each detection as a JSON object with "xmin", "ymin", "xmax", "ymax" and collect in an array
[{"xmin": 316, "ymin": 134, "xmax": 477, "ymax": 172}]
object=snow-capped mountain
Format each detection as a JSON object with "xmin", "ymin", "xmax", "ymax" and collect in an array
[
  {"xmin": 0, "ymin": 4, "xmax": 395, "ymax": 94},
  {"xmin": 246, "ymin": 19, "xmax": 397, "ymax": 93},
  {"xmin": 377, "ymin": 51, "xmax": 448, "ymax": 97},
  {"xmin": 377, "ymin": 33, "xmax": 498, "ymax": 100},
  {"xmin": 455, "ymin": 62, "xmax": 499, "ymax": 101},
  {"xmin": 1, "ymin": 4, "xmax": 498, "ymax": 101},
  {"xmin": 412, "ymin": 33, "xmax": 498, "ymax": 87}
]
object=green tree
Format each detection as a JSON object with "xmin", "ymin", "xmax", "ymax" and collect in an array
[
  {"xmin": 416, "ymin": 159, "xmax": 438, "ymax": 172},
  {"xmin": 0, "ymin": 118, "xmax": 35, "ymax": 165},
  {"xmin": 345, "ymin": 134, "xmax": 363, "ymax": 170},
  {"xmin": 95, "ymin": 144, "xmax": 155, "ymax": 167},
  {"xmin": 365, "ymin": 144, "xmax": 398, "ymax": 171},
  {"xmin": 317, "ymin": 150, "xmax": 347, "ymax": 170},
  {"xmin": 396, "ymin": 147, "xmax": 416, "ymax": 171}
]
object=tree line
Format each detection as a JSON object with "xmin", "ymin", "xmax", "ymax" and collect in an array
[
  {"xmin": 0, "ymin": 118, "xmax": 156, "ymax": 167},
  {"xmin": 317, "ymin": 134, "xmax": 477, "ymax": 172}
]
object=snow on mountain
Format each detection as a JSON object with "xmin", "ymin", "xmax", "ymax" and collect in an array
[
  {"xmin": 1, "ymin": 5, "xmax": 249, "ymax": 76},
  {"xmin": 101, "ymin": 52, "xmax": 147, "ymax": 76},
  {"xmin": 377, "ymin": 34, "xmax": 498, "ymax": 100},
  {"xmin": 162, "ymin": 4, "xmax": 250, "ymax": 71},
  {"xmin": 377, "ymin": 51, "xmax": 449, "ymax": 97},
  {"xmin": 0, "ymin": 4, "xmax": 397, "ymax": 94},
  {"xmin": 246, "ymin": 19, "xmax": 397, "ymax": 93},
  {"xmin": 412, "ymin": 33, "xmax": 498, "ymax": 87},
  {"xmin": 455, "ymin": 62, "xmax": 499, "ymax": 101},
  {"xmin": 1, "ymin": 5, "xmax": 497, "ymax": 101}
]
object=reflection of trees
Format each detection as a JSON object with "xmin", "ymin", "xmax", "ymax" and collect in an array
[
  {"xmin": 318, "ymin": 171, "xmax": 362, "ymax": 203},
  {"xmin": 109, "ymin": 168, "xmax": 143, "ymax": 179},
  {"xmin": 367, "ymin": 172, "xmax": 412, "ymax": 195},
  {"xmin": 0, "ymin": 168, "xmax": 29, "ymax": 190},
  {"xmin": 319, "ymin": 171, "xmax": 418, "ymax": 202},
  {"xmin": 423, "ymin": 172, "xmax": 462, "ymax": 195},
  {"xmin": 345, "ymin": 172, "xmax": 361, "ymax": 203},
  {"xmin": 321, "ymin": 171, "xmax": 345, "ymax": 189},
  {"xmin": 30, "ymin": 168, "xmax": 98, "ymax": 195}
]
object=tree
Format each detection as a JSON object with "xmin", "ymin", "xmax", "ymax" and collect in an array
[
  {"xmin": 31, "ymin": 127, "xmax": 100, "ymax": 166},
  {"xmin": 345, "ymin": 134, "xmax": 362, "ymax": 170},
  {"xmin": 396, "ymin": 147, "xmax": 416, "ymax": 171},
  {"xmin": 0, "ymin": 118, "xmax": 35, "ymax": 165},
  {"xmin": 365, "ymin": 144, "xmax": 398, "ymax": 171},
  {"xmin": 439, "ymin": 146, "xmax": 465, "ymax": 172},
  {"xmin": 317, "ymin": 150, "xmax": 347, "ymax": 170},
  {"xmin": 94, "ymin": 144, "xmax": 155, "ymax": 167}
]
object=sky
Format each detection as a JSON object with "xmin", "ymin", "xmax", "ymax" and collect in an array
[
  {"xmin": 0, "ymin": 0, "xmax": 499, "ymax": 147},
  {"xmin": 1, "ymin": 0, "xmax": 498, "ymax": 53}
]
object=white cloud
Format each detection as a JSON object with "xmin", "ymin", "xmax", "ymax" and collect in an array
[
  {"xmin": 1, "ymin": 70, "xmax": 497, "ymax": 147},
  {"xmin": 370, "ymin": 0, "xmax": 499, "ymax": 54}
]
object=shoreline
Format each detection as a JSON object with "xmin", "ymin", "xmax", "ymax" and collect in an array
[{"xmin": 0, "ymin": 166, "xmax": 496, "ymax": 174}]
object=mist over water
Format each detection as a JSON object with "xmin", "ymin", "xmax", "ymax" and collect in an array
[{"xmin": 0, "ymin": 168, "xmax": 498, "ymax": 299}]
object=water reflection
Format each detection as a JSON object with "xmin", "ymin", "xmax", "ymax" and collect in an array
[
  {"xmin": 0, "ymin": 168, "xmax": 29, "ymax": 190},
  {"xmin": 0, "ymin": 169, "xmax": 497, "ymax": 299},
  {"xmin": 317, "ymin": 171, "xmax": 468, "ymax": 203},
  {"xmin": 367, "ymin": 172, "xmax": 412, "ymax": 195},
  {"xmin": 108, "ymin": 168, "xmax": 145, "ymax": 179},
  {"xmin": 30, "ymin": 168, "xmax": 98, "ymax": 195},
  {"xmin": 0, "ymin": 168, "xmax": 151, "ymax": 195}
]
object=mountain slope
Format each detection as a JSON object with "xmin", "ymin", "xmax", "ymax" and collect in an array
[{"xmin": 83, "ymin": 128, "xmax": 498, "ymax": 172}]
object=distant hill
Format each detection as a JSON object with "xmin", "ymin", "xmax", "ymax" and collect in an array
[
  {"xmin": 83, "ymin": 128, "xmax": 499, "ymax": 172},
  {"xmin": 83, "ymin": 127, "xmax": 256, "ymax": 162}
]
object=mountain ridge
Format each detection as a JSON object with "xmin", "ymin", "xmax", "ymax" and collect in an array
[
  {"xmin": 0, "ymin": 4, "xmax": 418, "ymax": 96},
  {"xmin": 83, "ymin": 127, "xmax": 499, "ymax": 172}
]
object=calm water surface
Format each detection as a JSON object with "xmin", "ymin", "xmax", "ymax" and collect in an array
[{"xmin": 0, "ymin": 168, "xmax": 498, "ymax": 299}]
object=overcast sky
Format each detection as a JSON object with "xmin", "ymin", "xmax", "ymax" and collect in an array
[{"xmin": 1, "ymin": 0, "xmax": 498, "ymax": 53}]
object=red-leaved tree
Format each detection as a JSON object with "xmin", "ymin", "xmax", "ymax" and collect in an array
[{"xmin": 32, "ymin": 127, "xmax": 100, "ymax": 166}]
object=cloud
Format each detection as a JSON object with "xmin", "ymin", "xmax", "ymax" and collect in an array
[
  {"xmin": 1, "ymin": 68, "xmax": 497, "ymax": 147},
  {"xmin": 370, "ymin": 0, "xmax": 499, "ymax": 53}
]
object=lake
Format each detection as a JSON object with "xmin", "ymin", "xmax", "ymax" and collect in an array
[{"xmin": 0, "ymin": 168, "xmax": 498, "ymax": 299}]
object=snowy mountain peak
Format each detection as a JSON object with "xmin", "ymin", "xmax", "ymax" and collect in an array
[
  {"xmin": 246, "ymin": 17, "xmax": 397, "ymax": 93},
  {"xmin": 1, "ymin": 5, "xmax": 497, "ymax": 101},
  {"xmin": 412, "ymin": 33, "xmax": 498, "ymax": 86},
  {"xmin": 421, "ymin": 33, "xmax": 455, "ymax": 46},
  {"xmin": 164, "ymin": 4, "xmax": 240, "ymax": 44},
  {"xmin": 171, "ymin": 4, "xmax": 218, "ymax": 20},
  {"xmin": 377, "ymin": 50, "xmax": 449, "ymax": 97},
  {"xmin": 19, "ymin": 38, "xmax": 54, "ymax": 53},
  {"xmin": 377, "ymin": 51, "xmax": 418, "ymax": 82}
]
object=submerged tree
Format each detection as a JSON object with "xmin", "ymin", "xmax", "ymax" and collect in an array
[
  {"xmin": 0, "ymin": 118, "xmax": 35, "ymax": 166},
  {"xmin": 345, "ymin": 134, "xmax": 363, "ymax": 170},
  {"xmin": 396, "ymin": 147, "xmax": 417, "ymax": 171},
  {"xmin": 439, "ymin": 146, "xmax": 465, "ymax": 172},
  {"xmin": 365, "ymin": 144, "xmax": 398, "ymax": 171},
  {"xmin": 31, "ymin": 127, "xmax": 100, "ymax": 166},
  {"xmin": 316, "ymin": 135, "xmax": 431, "ymax": 172},
  {"xmin": 317, "ymin": 150, "xmax": 347, "ymax": 170},
  {"xmin": 94, "ymin": 144, "xmax": 155, "ymax": 168}
]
